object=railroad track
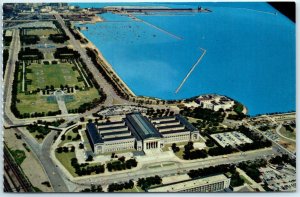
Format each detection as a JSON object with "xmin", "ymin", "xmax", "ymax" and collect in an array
[{"xmin": 3, "ymin": 144, "xmax": 34, "ymax": 192}]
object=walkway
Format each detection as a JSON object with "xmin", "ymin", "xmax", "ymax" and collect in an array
[
  {"xmin": 54, "ymin": 91, "xmax": 68, "ymax": 115},
  {"xmin": 236, "ymin": 168, "xmax": 265, "ymax": 191},
  {"xmin": 175, "ymin": 48, "xmax": 206, "ymax": 93},
  {"xmin": 275, "ymin": 124, "xmax": 296, "ymax": 143},
  {"xmin": 131, "ymin": 14, "xmax": 183, "ymax": 40},
  {"xmin": 22, "ymin": 61, "xmax": 25, "ymax": 92}
]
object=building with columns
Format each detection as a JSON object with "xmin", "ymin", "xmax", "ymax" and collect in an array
[{"xmin": 85, "ymin": 112, "xmax": 203, "ymax": 155}]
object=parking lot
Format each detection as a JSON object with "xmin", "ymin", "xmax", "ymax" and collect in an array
[
  {"xmin": 259, "ymin": 164, "xmax": 296, "ymax": 191},
  {"xmin": 98, "ymin": 105, "xmax": 148, "ymax": 117},
  {"xmin": 211, "ymin": 131, "xmax": 253, "ymax": 148}
]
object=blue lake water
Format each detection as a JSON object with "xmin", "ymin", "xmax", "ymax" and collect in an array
[{"xmin": 73, "ymin": 2, "xmax": 295, "ymax": 116}]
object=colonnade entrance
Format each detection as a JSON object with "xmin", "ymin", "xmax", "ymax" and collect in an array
[{"xmin": 145, "ymin": 141, "xmax": 158, "ymax": 149}]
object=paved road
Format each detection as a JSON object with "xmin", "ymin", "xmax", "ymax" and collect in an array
[
  {"xmin": 2, "ymin": 28, "xmax": 70, "ymax": 192},
  {"xmin": 39, "ymin": 130, "xmax": 72, "ymax": 192},
  {"xmin": 243, "ymin": 120, "xmax": 296, "ymax": 159},
  {"xmin": 72, "ymin": 148, "xmax": 276, "ymax": 186},
  {"xmin": 275, "ymin": 124, "xmax": 296, "ymax": 143},
  {"xmin": 54, "ymin": 13, "xmax": 130, "ymax": 107},
  {"xmin": 3, "ymin": 29, "xmax": 20, "ymax": 123}
]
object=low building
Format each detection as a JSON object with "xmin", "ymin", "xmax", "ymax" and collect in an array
[
  {"xmin": 85, "ymin": 112, "xmax": 202, "ymax": 154},
  {"xmin": 147, "ymin": 174, "xmax": 231, "ymax": 192},
  {"xmin": 196, "ymin": 95, "xmax": 235, "ymax": 111}
]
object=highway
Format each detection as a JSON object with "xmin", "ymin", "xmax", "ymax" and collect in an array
[
  {"xmin": 54, "ymin": 13, "xmax": 130, "ymax": 107},
  {"xmin": 3, "ymin": 29, "xmax": 20, "ymax": 124},
  {"xmin": 71, "ymin": 148, "xmax": 276, "ymax": 186}
]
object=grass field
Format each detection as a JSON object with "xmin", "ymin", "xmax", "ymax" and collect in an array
[
  {"xmin": 16, "ymin": 61, "xmax": 101, "ymax": 115},
  {"xmin": 279, "ymin": 127, "xmax": 296, "ymax": 140},
  {"xmin": 174, "ymin": 148, "xmax": 184, "ymax": 159},
  {"xmin": 44, "ymin": 53, "xmax": 53, "ymax": 59},
  {"xmin": 9, "ymin": 149, "xmax": 26, "ymax": 165},
  {"xmin": 55, "ymin": 151, "xmax": 77, "ymax": 177},
  {"xmin": 59, "ymin": 130, "xmax": 80, "ymax": 147},
  {"xmin": 65, "ymin": 88, "xmax": 100, "ymax": 110},
  {"xmin": 55, "ymin": 151, "xmax": 104, "ymax": 177},
  {"xmin": 26, "ymin": 63, "xmax": 85, "ymax": 91},
  {"xmin": 25, "ymin": 28, "xmax": 59, "ymax": 37},
  {"xmin": 28, "ymin": 131, "xmax": 45, "ymax": 143},
  {"xmin": 16, "ymin": 93, "xmax": 59, "ymax": 114}
]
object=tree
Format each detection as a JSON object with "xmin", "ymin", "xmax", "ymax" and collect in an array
[
  {"xmin": 56, "ymin": 147, "xmax": 63, "ymax": 153},
  {"xmin": 79, "ymin": 143, "xmax": 84, "ymax": 149},
  {"xmin": 86, "ymin": 155, "xmax": 93, "ymax": 162},
  {"xmin": 63, "ymin": 147, "xmax": 69, "ymax": 153},
  {"xmin": 230, "ymin": 172, "xmax": 245, "ymax": 187},
  {"xmin": 111, "ymin": 153, "xmax": 115, "ymax": 158},
  {"xmin": 107, "ymin": 163, "xmax": 113, "ymax": 172},
  {"xmin": 205, "ymin": 139, "xmax": 215, "ymax": 147},
  {"xmin": 118, "ymin": 156, "xmax": 125, "ymax": 163}
]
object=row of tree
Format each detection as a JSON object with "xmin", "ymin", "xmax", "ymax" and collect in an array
[
  {"xmin": 80, "ymin": 185, "xmax": 103, "ymax": 192},
  {"xmin": 18, "ymin": 47, "xmax": 44, "ymax": 60},
  {"xmin": 137, "ymin": 175, "xmax": 162, "ymax": 190},
  {"xmin": 26, "ymin": 123, "xmax": 51, "ymax": 136},
  {"xmin": 65, "ymin": 20, "xmax": 84, "ymax": 41},
  {"xmin": 48, "ymin": 34, "xmax": 70, "ymax": 43},
  {"xmin": 53, "ymin": 47, "xmax": 80, "ymax": 60},
  {"xmin": 17, "ymin": 110, "xmax": 62, "ymax": 119},
  {"xmin": 188, "ymin": 164, "xmax": 236, "ymax": 179},
  {"xmin": 85, "ymin": 47, "xmax": 130, "ymax": 100},
  {"xmin": 236, "ymin": 126, "xmax": 272, "ymax": 151},
  {"xmin": 108, "ymin": 180, "xmax": 134, "ymax": 192},
  {"xmin": 56, "ymin": 146, "xmax": 75, "ymax": 153},
  {"xmin": 70, "ymin": 157, "xmax": 105, "ymax": 176},
  {"xmin": 269, "ymin": 154, "xmax": 296, "ymax": 168},
  {"xmin": 3, "ymin": 49, "xmax": 8, "ymax": 77},
  {"xmin": 107, "ymin": 158, "xmax": 138, "ymax": 172},
  {"xmin": 182, "ymin": 141, "xmax": 208, "ymax": 160},
  {"xmin": 20, "ymin": 29, "xmax": 40, "ymax": 45},
  {"xmin": 208, "ymin": 145, "xmax": 237, "ymax": 156}
]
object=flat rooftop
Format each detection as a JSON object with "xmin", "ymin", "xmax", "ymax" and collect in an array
[
  {"xmin": 126, "ymin": 113, "xmax": 162, "ymax": 140},
  {"xmin": 86, "ymin": 122, "xmax": 103, "ymax": 145},
  {"xmin": 148, "ymin": 174, "xmax": 229, "ymax": 192}
]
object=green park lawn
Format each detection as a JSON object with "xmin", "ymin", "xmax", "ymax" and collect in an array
[
  {"xmin": 279, "ymin": 127, "xmax": 296, "ymax": 140},
  {"xmin": 174, "ymin": 148, "xmax": 185, "ymax": 160},
  {"xmin": 9, "ymin": 149, "xmax": 26, "ymax": 165},
  {"xmin": 55, "ymin": 151, "xmax": 77, "ymax": 176},
  {"xmin": 59, "ymin": 130, "xmax": 80, "ymax": 147},
  {"xmin": 26, "ymin": 63, "xmax": 85, "ymax": 91},
  {"xmin": 25, "ymin": 28, "xmax": 59, "ymax": 37},
  {"xmin": 55, "ymin": 151, "xmax": 104, "ymax": 177},
  {"xmin": 15, "ymin": 61, "xmax": 101, "ymax": 115},
  {"xmin": 16, "ymin": 93, "xmax": 59, "ymax": 114},
  {"xmin": 28, "ymin": 130, "xmax": 45, "ymax": 143},
  {"xmin": 65, "ymin": 88, "xmax": 100, "ymax": 110},
  {"xmin": 44, "ymin": 52, "xmax": 53, "ymax": 60}
]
